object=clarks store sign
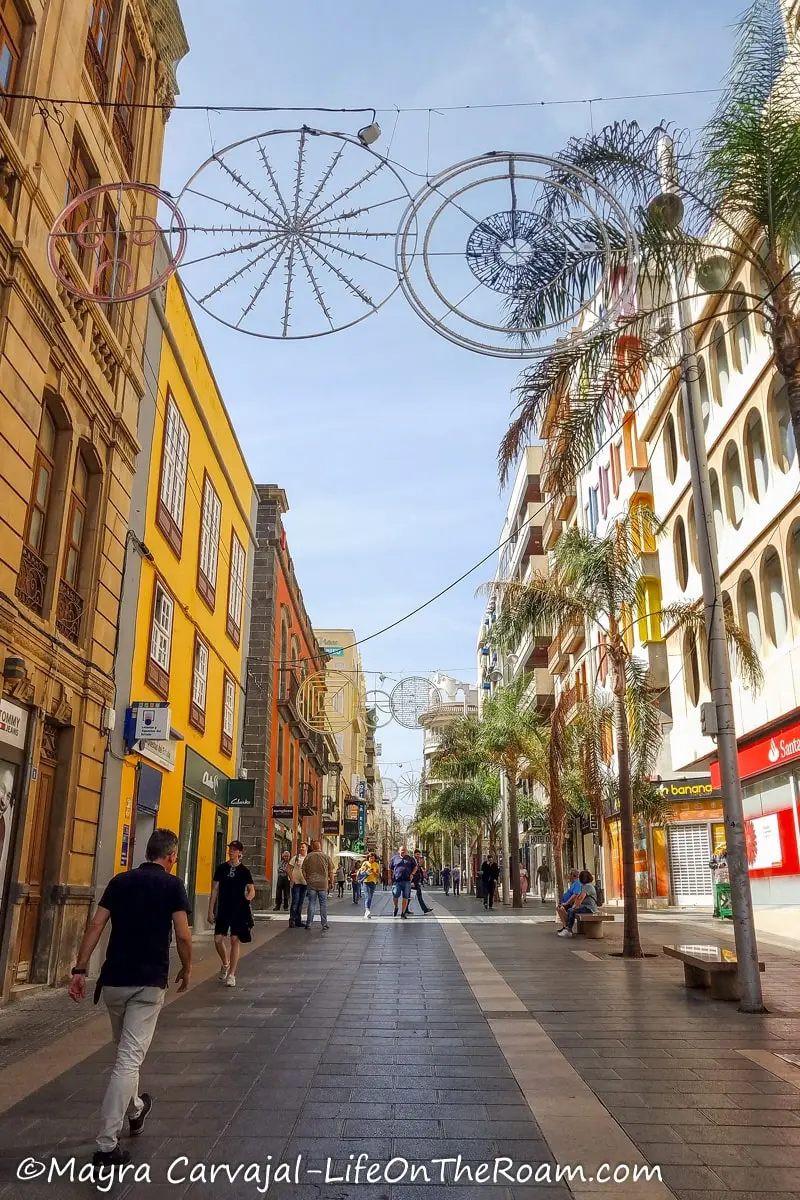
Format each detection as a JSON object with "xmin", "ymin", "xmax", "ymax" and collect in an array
[
  {"xmin": 184, "ymin": 747, "xmax": 229, "ymax": 806},
  {"xmin": 710, "ymin": 716, "xmax": 800, "ymax": 787}
]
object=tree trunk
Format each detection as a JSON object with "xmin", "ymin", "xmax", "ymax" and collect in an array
[
  {"xmin": 507, "ymin": 771, "xmax": 523, "ymax": 908},
  {"xmin": 611, "ymin": 659, "xmax": 643, "ymax": 958},
  {"xmin": 549, "ymin": 799, "xmax": 566, "ymax": 899}
]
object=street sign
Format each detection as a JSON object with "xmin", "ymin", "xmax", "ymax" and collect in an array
[
  {"xmin": 272, "ymin": 805, "xmax": 294, "ymax": 819},
  {"xmin": 325, "ymin": 647, "xmax": 344, "ymax": 657},
  {"xmin": 133, "ymin": 703, "xmax": 170, "ymax": 741},
  {"xmin": 228, "ymin": 780, "xmax": 255, "ymax": 808}
]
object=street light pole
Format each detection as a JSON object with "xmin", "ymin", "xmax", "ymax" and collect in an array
[
  {"xmin": 655, "ymin": 136, "xmax": 764, "ymax": 1011},
  {"xmin": 500, "ymin": 773, "xmax": 511, "ymax": 906}
]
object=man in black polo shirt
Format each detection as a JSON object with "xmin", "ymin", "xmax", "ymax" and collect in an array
[{"xmin": 68, "ymin": 828, "xmax": 192, "ymax": 1170}]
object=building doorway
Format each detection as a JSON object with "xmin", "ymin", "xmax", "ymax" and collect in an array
[
  {"xmin": 13, "ymin": 762, "xmax": 53, "ymax": 983},
  {"xmin": 213, "ymin": 809, "xmax": 228, "ymax": 875},
  {"xmin": 178, "ymin": 794, "xmax": 201, "ymax": 924},
  {"xmin": 668, "ymin": 823, "xmax": 713, "ymax": 906}
]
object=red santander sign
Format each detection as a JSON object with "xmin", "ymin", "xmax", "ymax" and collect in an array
[{"xmin": 710, "ymin": 716, "xmax": 800, "ymax": 788}]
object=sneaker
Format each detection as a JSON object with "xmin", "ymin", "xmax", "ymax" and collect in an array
[
  {"xmin": 557, "ymin": 929, "xmax": 572, "ymax": 938},
  {"xmin": 128, "ymin": 1093, "xmax": 152, "ymax": 1137},
  {"xmin": 321, "ymin": 924, "xmax": 330, "ymax": 932},
  {"xmin": 225, "ymin": 974, "xmax": 236, "ymax": 986},
  {"xmin": 400, "ymin": 912, "xmax": 408, "ymax": 919},
  {"xmin": 363, "ymin": 910, "xmax": 370, "ymax": 919},
  {"xmin": 92, "ymin": 1145, "xmax": 131, "ymax": 1169},
  {"xmin": 366, "ymin": 911, "xmax": 372, "ymax": 919},
  {"xmin": 393, "ymin": 909, "xmax": 398, "ymax": 917},
  {"xmin": 218, "ymin": 964, "xmax": 229, "ymax": 982}
]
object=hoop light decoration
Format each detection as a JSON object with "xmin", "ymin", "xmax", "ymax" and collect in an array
[
  {"xmin": 48, "ymin": 182, "xmax": 187, "ymax": 303},
  {"xmin": 390, "ymin": 677, "xmax": 442, "ymax": 730},
  {"xmin": 395, "ymin": 151, "xmax": 639, "ymax": 359},
  {"xmin": 381, "ymin": 777, "xmax": 399, "ymax": 804},
  {"xmin": 398, "ymin": 770, "xmax": 422, "ymax": 803},
  {"xmin": 297, "ymin": 670, "xmax": 358, "ymax": 735},
  {"xmin": 176, "ymin": 128, "xmax": 412, "ymax": 339},
  {"xmin": 365, "ymin": 688, "xmax": 393, "ymax": 729}
]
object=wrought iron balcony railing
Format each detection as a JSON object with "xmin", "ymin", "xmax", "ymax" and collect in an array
[
  {"xmin": 84, "ymin": 35, "xmax": 109, "ymax": 102},
  {"xmin": 55, "ymin": 578, "xmax": 84, "ymax": 644},
  {"xmin": 15, "ymin": 546, "xmax": 47, "ymax": 615}
]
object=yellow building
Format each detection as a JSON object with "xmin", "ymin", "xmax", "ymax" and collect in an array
[
  {"xmin": 97, "ymin": 268, "xmax": 258, "ymax": 927},
  {"xmin": 314, "ymin": 629, "xmax": 369, "ymax": 853}
]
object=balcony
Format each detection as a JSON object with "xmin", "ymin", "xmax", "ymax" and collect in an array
[
  {"xmin": 563, "ymin": 616, "xmax": 585, "ymax": 654},
  {"xmin": 298, "ymin": 782, "xmax": 316, "ymax": 818},
  {"xmin": 322, "ymin": 796, "xmax": 338, "ymax": 818},
  {"xmin": 55, "ymin": 579, "xmax": 84, "ymax": 644},
  {"xmin": 84, "ymin": 34, "xmax": 109, "ymax": 102},
  {"xmin": 15, "ymin": 546, "xmax": 47, "ymax": 615},
  {"xmin": 277, "ymin": 666, "xmax": 302, "ymax": 724},
  {"xmin": 543, "ymin": 507, "xmax": 563, "ymax": 551}
]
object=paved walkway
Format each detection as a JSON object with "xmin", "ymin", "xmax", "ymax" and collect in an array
[{"xmin": 0, "ymin": 889, "xmax": 799, "ymax": 1200}]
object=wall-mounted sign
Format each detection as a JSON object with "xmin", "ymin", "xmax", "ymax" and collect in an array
[
  {"xmin": 272, "ymin": 805, "xmax": 294, "ymax": 819},
  {"xmin": 325, "ymin": 647, "xmax": 344, "ymax": 658},
  {"xmin": 138, "ymin": 736, "xmax": 178, "ymax": 773},
  {"xmin": 0, "ymin": 698, "xmax": 27, "ymax": 750},
  {"xmin": 228, "ymin": 780, "xmax": 255, "ymax": 808},
  {"xmin": 711, "ymin": 718, "xmax": 800, "ymax": 788},
  {"xmin": 184, "ymin": 747, "xmax": 229, "ymax": 806},
  {"xmin": 656, "ymin": 777, "xmax": 721, "ymax": 801},
  {"xmin": 322, "ymin": 820, "xmax": 339, "ymax": 834},
  {"xmin": 120, "ymin": 823, "xmax": 130, "ymax": 867},
  {"xmin": 133, "ymin": 703, "xmax": 171, "ymax": 742}
]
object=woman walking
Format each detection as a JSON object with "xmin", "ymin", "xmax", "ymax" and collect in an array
[
  {"xmin": 358, "ymin": 851, "xmax": 381, "ymax": 919},
  {"xmin": 480, "ymin": 854, "xmax": 500, "ymax": 911},
  {"xmin": 335, "ymin": 862, "xmax": 346, "ymax": 898}
]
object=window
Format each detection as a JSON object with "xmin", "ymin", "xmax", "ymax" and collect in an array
[
  {"xmin": 630, "ymin": 493, "xmax": 656, "ymax": 555},
  {"xmin": 156, "ymin": 392, "xmax": 189, "ymax": 556},
  {"xmin": 761, "ymin": 548, "xmax": 788, "ymax": 648},
  {"xmin": 226, "ymin": 531, "xmax": 245, "ymax": 644},
  {"xmin": 684, "ymin": 630, "xmax": 700, "ymax": 707},
  {"xmin": 744, "ymin": 410, "xmax": 769, "ymax": 501},
  {"xmin": 279, "ymin": 620, "xmax": 289, "ymax": 700},
  {"xmin": 771, "ymin": 376, "xmax": 796, "ymax": 473},
  {"xmin": 676, "ymin": 391, "xmax": 689, "ymax": 459},
  {"xmin": 732, "ymin": 289, "xmax": 753, "ymax": 370},
  {"xmin": 147, "ymin": 580, "xmax": 173, "ymax": 695},
  {"xmin": 711, "ymin": 325, "xmax": 729, "ymax": 403},
  {"xmin": 601, "ymin": 719, "xmax": 614, "ymax": 765},
  {"xmin": 674, "ymin": 516, "xmax": 689, "ymax": 591},
  {"xmin": 113, "ymin": 20, "xmax": 139, "ymax": 172},
  {"xmin": 752, "ymin": 240, "xmax": 771, "ymax": 334},
  {"xmin": 610, "ymin": 441, "xmax": 622, "ymax": 497},
  {"xmin": 86, "ymin": 0, "xmax": 114, "ymax": 100},
  {"xmin": 276, "ymin": 722, "xmax": 284, "ymax": 775},
  {"xmin": 687, "ymin": 499, "xmax": 699, "ymax": 570},
  {"xmin": 738, "ymin": 571, "xmax": 762, "ymax": 655},
  {"xmin": 587, "ymin": 487, "xmax": 599, "ymax": 535},
  {"xmin": 599, "ymin": 466, "xmax": 609, "ymax": 519},
  {"xmin": 620, "ymin": 602, "xmax": 634, "ymax": 653},
  {"xmin": 289, "ymin": 740, "xmax": 295, "ymax": 792},
  {"xmin": 94, "ymin": 198, "xmax": 127, "ymax": 320},
  {"xmin": 64, "ymin": 138, "xmax": 97, "ymax": 275},
  {"xmin": 62, "ymin": 451, "xmax": 89, "ymax": 589},
  {"xmin": 664, "ymin": 414, "xmax": 678, "ymax": 483},
  {"xmin": 597, "ymin": 631, "xmax": 608, "ymax": 686},
  {"xmin": 190, "ymin": 635, "xmax": 209, "ymax": 731},
  {"xmin": 790, "ymin": 524, "xmax": 800, "ymax": 618},
  {"xmin": 0, "ymin": 0, "xmax": 25, "ymax": 118},
  {"xmin": 197, "ymin": 473, "xmax": 222, "ymax": 608},
  {"xmin": 709, "ymin": 469, "xmax": 724, "ymax": 545},
  {"xmin": 24, "ymin": 408, "xmax": 56, "ymax": 559},
  {"xmin": 221, "ymin": 673, "xmax": 235, "ymax": 756},
  {"xmin": 723, "ymin": 442, "xmax": 744, "ymax": 528},
  {"xmin": 698, "ymin": 358, "xmax": 711, "ymax": 430},
  {"xmin": 636, "ymin": 578, "xmax": 662, "ymax": 644},
  {"xmin": 622, "ymin": 412, "xmax": 646, "ymax": 472}
]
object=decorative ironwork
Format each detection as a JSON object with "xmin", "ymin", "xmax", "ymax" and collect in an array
[
  {"xmin": 55, "ymin": 578, "xmax": 84, "ymax": 643},
  {"xmin": 84, "ymin": 35, "xmax": 109, "ymax": 102},
  {"xmin": 298, "ymin": 781, "xmax": 316, "ymax": 816},
  {"xmin": 398, "ymin": 770, "xmax": 422, "ymax": 803},
  {"xmin": 395, "ymin": 151, "xmax": 639, "ymax": 359},
  {"xmin": 365, "ymin": 688, "xmax": 393, "ymax": 729},
  {"xmin": 297, "ymin": 669, "xmax": 358, "ymax": 735},
  {"xmin": 176, "ymin": 128, "xmax": 412, "ymax": 340},
  {"xmin": 48, "ymin": 182, "xmax": 187, "ymax": 304},
  {"xmin": 381, "ymin": 777, "xmax": 399, "ymax": 804},
  {"xmin": 40, "ymin": 720, "xmax": 60, "ymax": 765},
  {"xmin": 15, "ymin": 545, "xmax": 47, "ymax": 615},
  {"xmin": 112, "ymin": 109, "xmax": 135, "ymax": 175},
  {"xmin": 389, "ymin": 677, "xmax": 442, "ymax": 730}
]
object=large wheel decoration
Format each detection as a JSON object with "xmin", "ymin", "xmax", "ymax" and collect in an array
[
  {"xmin": 48, "ymin": 182, "xmax": 186, "ymax": 303},
  {"xmin": 297, "ymin": 670, "xmax": 358, "ymax": 735},
  {"xmin": 176, "ymin": 128, "xmax": 412, "ymax": 339},
  {"xmin": 395, "ymin": 152, "xmax": 639, "ymax": 359},
  {"xmin": 381, "ymin": 778, "xmax": 399, "ymax": 804},
  {"xmin": 398, "ymin": 770, "xmax": 422, "ymax": 803},
  {"xmin": 390, "ymin": 677, "xmax": 441, "ymax": 729},
  {"xmin": 365, "ymin": 688, "xmax": 393, "ymax": 729}
]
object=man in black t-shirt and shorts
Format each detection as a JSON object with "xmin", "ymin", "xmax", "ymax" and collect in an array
[{"xmin": 209, "ymin": 840, "xmax": 255, "ymax": 989}]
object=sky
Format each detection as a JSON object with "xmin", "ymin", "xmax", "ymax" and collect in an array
[{"xmin": 162, "ymin": 0, "xmax": 743, "ymax": 817}]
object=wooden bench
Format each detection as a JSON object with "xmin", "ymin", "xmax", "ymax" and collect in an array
[
  {"xmin": 575, "ymin": 912, "xmax": 616, "ymax": 940},
  {"xmin": 663, "ymin": 943, "xmax": 765, "ymax": 1001}
]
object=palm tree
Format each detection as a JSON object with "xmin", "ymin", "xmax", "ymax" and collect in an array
[
  {"xmin": 500, "ymin": 1, "xmax": 800, "ymax": 477},
  {"xmin": 490, "ymin": 512, "xmax": 762, "ymax": 956}
]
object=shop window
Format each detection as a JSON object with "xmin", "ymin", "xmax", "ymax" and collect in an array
[
  {"xmin": 744, "ymin": 410, "xmax": 769, "ymax": 501},
  {"xmin": 738, "ymin": 571, "xmax": 762, "ymax": 656},
  {"xmin": 113, "ymin": 19, "xmax": 140, "ymax": 174},
  {"xmin": 711, "ymin": 325, "xmax": 729, "ymax": 403},
  {"xmin": 197, "ymin": 472, "xmax": 222, "ymax": 609},
  {"xmin": 674, "ymin": 516, "xmax": 689, "ymax": 591},
  {"xmin": 698, "ymin": 357, "xmax": 711, "ymax": 430},
  {"xmin": 147, "ymin": 579, "xmax": 173, "ymax": 696},
  {"xmin": 771, "ymin": 375, "xmax": 796, "ymax": 474},
  {"xmin": 226, "ymin": 531, "xmax": 245, "ymax": 645},
  {"xmin": 156, "ymin": 391, "xmax": 189, "ymax": 557},
  {"xmin": 731, "ymin": 288, "xmax": 753, "ymax": 370},
  {"xmin": 723, "ymin": 441, "xmax": 744, "ymax": 528},
  {"xmin": 221, "ymin": 673, "xmax": 235, "ymax": 757},
  {"xmin": 636, "ymin": 577, "xmax": 663, "ymax": 644},
  {"xmin": 0, "ymin": 0, "xmax": 25, "ymax": 120},
  {"xmin": 761, "ymin": 547, "xmax": 789, "ymax": 648},
  {"xmin": 190, "ymin": 635, "xmax": 209, "ymax": 731},
  {"xmin": 709, "ymin": 469, "xmax": 724, "ymax": 545},
  {"xmin": 683, "ymin": 630, "xmax": 700, "ymax": 707},
  {"xmin": 64, "ymin": 137, "xmax": 98, "ymax": 276},
  {"xmin": 664, "ymin": 413, "xmax": 678, "ymax": 483}
]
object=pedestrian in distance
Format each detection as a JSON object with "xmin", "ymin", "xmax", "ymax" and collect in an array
[
  {"xmin": 390, "ymin": 845, "xmax": 417, "ymax": 919},
  {"xmin": 520, "ymin": 864, "xmax": 529, "ymax": 903},
  {"xmin": 413, "ymin": 850, "xmax": 433, "ymax": 914},
  {"xmin": 358, "ymin": 851, "xmax": 381, "ymax": 919},
  {"xmin": 209, "ymin": 840, "xmax": 255, "ymax": 988},
  {"xmin": 557, "ymin": 868, "xmax": 582, "ymax": 929},
  {"xmin": 441, "ymin": 864, "xmax": 451, "ymax": 895},
  {"xmin": 288, "ymin": 841, "xmax": 309, "ymax": 928},
  {"xmin": 274, "ymin": 850, "xmax": 291, "ymax": 913},
  {"xmin": 536, "ymin": 860, "xmax": 551, "ymax": 904},
  {"xmin": 452, "ymin": 865, "xmax": 461, "ymax": 897},
  {"xmin": 303, "ymin": 839, "xmax": 334, "ymax": 931},
  {"xmin": 558, "ymin": 870, "xmax": 599, "ymax": 937},
  {"xmin": 335, "ymin": 862, "xmax": 346, "ymax": 898},
  {"xmin": 68, "ymin": 828, "xmax": 192, "ymax": 1170},
  {"xmin": 350, "ymin": 865, "xmax": 362, "ymax": 904},
  {"xmin": 480, "ymin": 854, "xmax": 500, "ymax": 910}
]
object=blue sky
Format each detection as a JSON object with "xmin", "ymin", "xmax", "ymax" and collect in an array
[{"xmin": 163, "ymin": 0, "xmax": 741, "ymax": 815}]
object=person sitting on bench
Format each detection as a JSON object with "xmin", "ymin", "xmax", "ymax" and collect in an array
[
  {"xmin": 556, "ymin": 868, "xmax": 581, "ymax": 929},
  {"xmin": 558, "ymin": 870, "xmax": 598, "ymax": 937}
]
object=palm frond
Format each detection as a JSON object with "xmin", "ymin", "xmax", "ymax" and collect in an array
[{"xmin": 663, "ymin": 598, "xmax": 764, "ymax": 694}]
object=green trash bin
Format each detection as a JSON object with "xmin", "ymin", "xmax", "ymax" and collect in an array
[{"xmin": 714, "ymin": 881, "xmax": 733, "ymax": 919}]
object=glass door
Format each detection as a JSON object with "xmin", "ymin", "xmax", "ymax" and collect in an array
[
  {"xmin": 178, "ymin": 793, "xmax": 200, "ymax": 925},
  {"xmin": 213, "ymin": 809, "xmax": 228, "ymax": 876}
]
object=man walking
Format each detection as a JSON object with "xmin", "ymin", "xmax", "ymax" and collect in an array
[
  {"xmin": 452, "ymin": 865, "xmax": 461, "ymax": 897},
  {"xmin": 536, "ymin": 861, "xmax": 551, "ymax": 904},
  {"xmin": 480, "ymin": 853, "xmax": 500, "ymax": 910},
  {"xmin": 303, "ymin": 839, "xmax": 334, "ymax": 931},
  {"xmin": 274, "ymin": 850, "xmax": 291, "ymax": 913},
  {"xmin": 413, "ymin": 850, "xmax": 433, "ymax": 914},
  {"xmin": 209, "ymin": 840, "xmax": 255, "ymax": 988},
  {"xmin": 441, "ymin": 864, "xmax": 451, "ymax": 896},
  {"xmin": 288, "ymin": 841, "xmax": 308, "ymax": 928},
  {"xmin": 68, "ymin": 829, "xmax": 192, "ymax": 1169},
  {"xmin": 390, "ymin": 845, "xmax": 417, "ymax": 919}
]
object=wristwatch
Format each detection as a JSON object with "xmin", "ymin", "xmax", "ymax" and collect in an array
[{"xmin": 71, "ymin": 967, "xmax": 87, "ymax": 976}]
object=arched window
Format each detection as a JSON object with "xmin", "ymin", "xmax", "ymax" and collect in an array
[
  {"xmin": 761, "ymin": 548, "xmax": 789, "ymax": 647},
  {"xmin": 789, "ymin": 523, "xmax": 800, "ymax": 617},
  {"xmin": 752, "ymin": 240, "xmax": 771, "ymax": 334},
  {"xmin": 684, "ymin": 630, "xmax": 700, "ymax": 707},
  {"xmin": 709, "ymin": 469, "xmax": 724, "ymax": 544},
  {"xmin": 54, "ymin": 443, "xmax": 102, "ymax": 645},
  {"xmin": 712, "ymin": 324, "xmax": 730, "ymax": 402},
  {"xmin": 687, "ymin": 499, "xmax": 699, "ymax": 569},
  {"xmin": 744, "ymin": 410, "xmax": 769, "ymax": 501},
  {"xmin": 62, "ymin": 450, "xmax": 89, "ymax": 589},
  {"xmin": 674, "ymin": 517, "xmax": 689, "ymax": 591},
  {"xmin": 677, "ymin": 392, "xmax": 689, "ymax": 459},
  {"xmin": 738, "ymin": 571, "xmax": 762, "ymax": 654},
  {"xmin": 17, "ymin": 400, "xmax": 70, "ymax": 618},
  {"xmin": 723, "ymin": 442, "xmax": 744, "ymax": 528},
  {"xmin": 279, "ymin": 619, "xmax": 289, "ymax": 699},
  {"xmin": 25, "ymin": 407, "xmax": 56, "ymax": 560},
  {"xmin": 664, "ymin": 413, "xmax": 678, "ymax": 483},
  {"xmin": 731, "ymin": 288, "xmax": 753, "ymax": 370},
  {"xmin": 771, "ymin": 375, "xmax": 796, "ymax": 473},
  {"xmin": 698, "ymin": 358, "xmax": 711, "ymax": 430},
  {"xmin": 636, "ymin": 578, "xmax": 663, "ymax": 644}
]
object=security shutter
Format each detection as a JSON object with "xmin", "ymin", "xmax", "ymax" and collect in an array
[{"xmin": 668, "ymin": 823, "xmax": 713, "ymax": 906}]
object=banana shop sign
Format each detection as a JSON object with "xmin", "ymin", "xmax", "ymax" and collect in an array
[{"xmin": 656, "ymin": 777, "xmax": 722, "ymax": 802}]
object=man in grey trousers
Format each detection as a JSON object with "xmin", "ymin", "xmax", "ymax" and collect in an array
[{"xmin": 68, "ymin": 828, "xmax": 192, "ymax": 1169}]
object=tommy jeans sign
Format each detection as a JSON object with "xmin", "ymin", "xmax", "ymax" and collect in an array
[{"xmin": 0, "ymin": 699, "xmax": 27, "ymax": 750}]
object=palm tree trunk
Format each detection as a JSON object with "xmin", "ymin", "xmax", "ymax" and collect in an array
[
  {"xmin": 507, "ymin": 771, "xmax": 522, "ymax": 908},
  {"xmin": 612, "ymin": 659, "xmax": 643, "ymax": 959},
  {"xmin": 549, "ymin": 797, "xmax": 566, "ymax": 899}
]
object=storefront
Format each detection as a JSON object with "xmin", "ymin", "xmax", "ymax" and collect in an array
[
  {"xmin": 710, "ymin": 713, "xmax": 800, "ymax": 935},
  {"xmin": 180, "ymin": 748, "xmax": 232, "ymax": 928}
]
